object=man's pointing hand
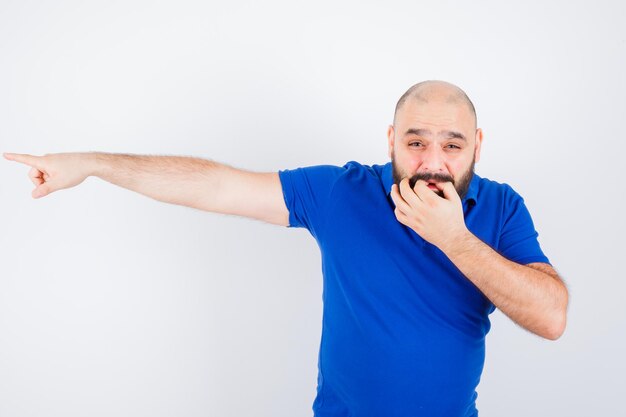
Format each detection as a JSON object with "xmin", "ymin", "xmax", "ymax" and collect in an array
[{"xmin": 3, "ymin": 152, "xmax": 91, "ymax": 199}]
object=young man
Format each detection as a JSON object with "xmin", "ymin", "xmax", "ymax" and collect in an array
[{"xmin": 5, "ymin": 80, "xmax": 568, "ymax": 417}]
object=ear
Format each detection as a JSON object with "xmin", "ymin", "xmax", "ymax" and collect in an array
[
  {"xmin": 387, "ymin": 125, "xmax": 395, "ymax": 159},
  {"xmin": 474, "ymin": 128, "xmax": 484, "ymax": 163}
]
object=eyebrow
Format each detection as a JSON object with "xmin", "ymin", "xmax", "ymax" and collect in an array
[{"xmin": 404, "ymin": 128, "xmax": 467, "ymax": 141}]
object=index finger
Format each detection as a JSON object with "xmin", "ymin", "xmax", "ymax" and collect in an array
[{"xmin": 3, "ymin": 153, "xmax": 41, "ymax": 167}]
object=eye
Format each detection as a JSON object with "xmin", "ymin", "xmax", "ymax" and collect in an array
[
  {"xmin": 445, "ymin": 144, "xmax": 461, "ymax": 149},
  {"xmin": 409, "ymin": 142, "xmax": 423, "ymax": 147}
]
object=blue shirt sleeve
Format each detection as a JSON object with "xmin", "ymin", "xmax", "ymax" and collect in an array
[
  {"xmin": 498, "ymin": 186, "xmax": 551, "ymax": 265},
  {"xmin": 278, "ymin": 164, "xmax": 346, "ymax": 238}
]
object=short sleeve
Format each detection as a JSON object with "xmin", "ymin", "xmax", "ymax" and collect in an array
[
  {"xmin": 278, "ymin": 165, "xmax": 346, "ymax": 238},
  {"xmin": 497, "ymin": 187, "xmax": 551, "ymax": 265}
]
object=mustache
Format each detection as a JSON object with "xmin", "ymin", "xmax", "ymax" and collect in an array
[{"xmin": 408, "ymin": 172, "xmax": 454, "ymax": 189}]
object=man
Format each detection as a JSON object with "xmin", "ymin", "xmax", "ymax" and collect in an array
[{"xmin": 4, "ymin": 80, "xmax": 568, "ymax": 417}]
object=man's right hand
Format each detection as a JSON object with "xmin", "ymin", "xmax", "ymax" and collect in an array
[{"xmin": 3, "ymin": 152, "xmax": 92, "ymax": 199}]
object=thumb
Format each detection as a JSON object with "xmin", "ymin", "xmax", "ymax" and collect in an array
[{"xmin": 32, "ymin": 183, "xmax": 53, "ymax": 199}]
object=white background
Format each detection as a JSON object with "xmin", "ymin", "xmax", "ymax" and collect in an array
[{"xmin": 1, "ymin": 1, "xmax": 624, "ymax": 416}]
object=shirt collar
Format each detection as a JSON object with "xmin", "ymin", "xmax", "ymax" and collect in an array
[{"xmin": 382, "ymin": 162, "xmax": 479, "ymax": 205}]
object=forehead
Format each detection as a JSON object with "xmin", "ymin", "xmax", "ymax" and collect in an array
[{"xmin": 397, "ymin": 96, "xmax": 474, "ymax": 134}]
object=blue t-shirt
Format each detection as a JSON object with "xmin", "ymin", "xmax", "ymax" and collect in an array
[{"xmin": 278, "ymin": 161, "xmax": 550, "ymax": 417}]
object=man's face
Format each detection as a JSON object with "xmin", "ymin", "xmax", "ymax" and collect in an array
[{"xmin": 387, "ymin": 95, "xmax": 483, "ymax": 200}]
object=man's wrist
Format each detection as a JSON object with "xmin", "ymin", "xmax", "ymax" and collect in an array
[
  {"xmin": 85, "ymin": 151, "xmax": 108, "ymax": 178},
  {"xmin": 440, "ymin": 228, "xmax": 476, "ymax": 258}
]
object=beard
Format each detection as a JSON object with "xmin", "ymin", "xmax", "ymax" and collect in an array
[{"xmin": 391, "ymin": 152, "xmax": 475, "ymax": 200}]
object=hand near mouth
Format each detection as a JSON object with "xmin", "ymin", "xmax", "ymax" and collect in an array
[
  {"xmin": 425, "ymin": 181, "xmax": 445, "ymax": 196},
  {"xmin": 390, "ymin": 178, "xmax": 469, "ymax": 251}
]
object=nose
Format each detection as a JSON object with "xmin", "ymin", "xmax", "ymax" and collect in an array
[{"xmin": 420, "ymin": 146, "xmax": 446, "ymax": 173}]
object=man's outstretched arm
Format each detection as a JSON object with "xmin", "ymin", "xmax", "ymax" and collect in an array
[{"xmin": 3, "ymin": 152, "xmax": 290, "ymax": 227}]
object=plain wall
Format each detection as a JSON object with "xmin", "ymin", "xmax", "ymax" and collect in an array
[{"xmin": 1, "ymin": 1, "xmax": 624, "ymax": 416}]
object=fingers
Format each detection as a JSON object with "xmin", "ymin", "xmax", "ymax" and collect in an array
[
  {"xmin": 398, "ymin": 177, "xmax": 422, "ymax": 207},
  {"xmin": 391, "ymin": 182, "xmax": 414, "ymax": 214},
  {"xmin": 413, "ymin": 180, "xmax": 439, "ymax": 204},
  {"xmin": 29, "ymin": 167, "xmax": 45, "ymax": 186},
  {"xmin": 4, "ymin": 152, "xmax": 40, "ymax": 168},
  {"xmin": 438, "ymin": 181, "xmax": 460, "ymax": 202},
  {"xmin": 32, "ymin": 184, "xmax": 51, "ymax": 199},
  {"xmin": 390, "ymin": 187, "xmax": 410, "ymax": 223},
  {"xmin": 393, "ymin": 205, "xmax": 410, "ymax": 226},
  {"xmin": 414, "ymin": 180, "xmax": 459, "ymax": 203},
  {"xmin": 6, "ymin": 152, "xmax": 55, "ymax": 197}
]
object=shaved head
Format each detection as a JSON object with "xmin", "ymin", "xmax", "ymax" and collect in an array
[
  {"xmin": 393, "ymin": 80, "xmax": 477, "ymax": 129},
  {"xmin": 387, "ymin": 79, "xmax": 483, "ymax": 201}
]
